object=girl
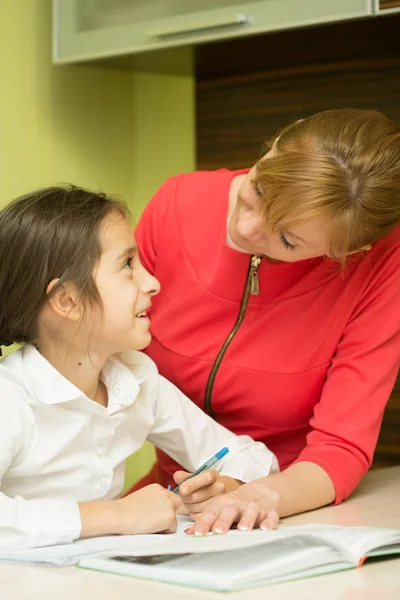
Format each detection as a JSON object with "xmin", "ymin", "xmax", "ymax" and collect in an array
[{"xmin": 0, "ymin": 185, "xmax": 279, "ymax": 550}]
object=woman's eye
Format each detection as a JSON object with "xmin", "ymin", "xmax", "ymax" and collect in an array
[
  {"xmin": 280, "ymin": 233, "xmax": 296, "ymax": 251},
  {"xmin": 251, "ymin": 180, "xmax": 263, "ymax": 198}
]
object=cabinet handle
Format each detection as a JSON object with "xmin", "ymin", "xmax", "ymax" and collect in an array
[{"xmin": 145, "ymin": 14, "xmax": 251, "ymax": 38}]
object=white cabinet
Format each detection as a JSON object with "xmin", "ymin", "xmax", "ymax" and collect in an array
[{"xmin": 53, "ymin": 0, "xmax": 374, "ymax": 64}]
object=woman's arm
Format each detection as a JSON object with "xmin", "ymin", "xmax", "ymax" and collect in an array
[
  {"xmin": 183, "ymin": 462, "xmax": 334, "ymax": 535},
  {"xmin": 254, "ymin": 462, "xmax": 335, "ymax": 516}
]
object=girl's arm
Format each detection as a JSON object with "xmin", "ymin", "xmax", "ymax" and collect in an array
[
  {"xmin": 0, "ymin": 384, "xmax": 181, "ymax": 550},
  {"xmin": 144, "ymin": 361, "xmax": 279, "ymax": 484},
  {"xmin": 0, "ymin": 388, "xmax": 82, "ymax": 549}
]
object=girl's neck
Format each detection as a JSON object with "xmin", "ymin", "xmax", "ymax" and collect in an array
[{"xmin": 37, "ymin": 338, "xmax": 109, "ymax": 406}]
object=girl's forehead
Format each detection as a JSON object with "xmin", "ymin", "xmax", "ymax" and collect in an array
[{"xmin": 98, "ymin": 213, "xmax": 134, "ymax": 255}]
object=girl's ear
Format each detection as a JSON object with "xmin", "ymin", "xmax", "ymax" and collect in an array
[{"xmin": 46, "ymin": 279, "xmax": 83, "ymax": 322}]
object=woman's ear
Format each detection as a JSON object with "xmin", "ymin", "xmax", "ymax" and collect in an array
[
  {"xmin": 46, "ymin": 279, "xmax": 82, "ymax": 322},
  {"xmin": 347, "ymin": 245, "xmax": 372, "ymax": 256}
]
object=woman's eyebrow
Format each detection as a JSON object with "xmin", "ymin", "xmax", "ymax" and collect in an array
[{"xmin": 286, "ymin": 231, "xmax": 309, "ymax": 246}]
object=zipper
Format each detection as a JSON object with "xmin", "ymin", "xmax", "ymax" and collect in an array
[{"xmin": 204, "ymin": 254, "xmax": 262, "ymax": 418}]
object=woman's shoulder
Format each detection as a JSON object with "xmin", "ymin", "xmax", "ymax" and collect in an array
[
  {"xmin": 369, "ymin": 224, "xmax": 400, "ymax": 266},
  {"xmin": 154, "ymin": 168, "xmax": 248, "ymax": 209}
]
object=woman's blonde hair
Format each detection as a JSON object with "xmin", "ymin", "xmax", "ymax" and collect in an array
[{"xmin": 254, "ymin": 108, "xmax": 400, "ymax": 263}]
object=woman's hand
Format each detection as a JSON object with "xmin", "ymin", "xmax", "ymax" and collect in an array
[
  {"xmin": 173, "ymin": 469, "xmax": 242, "ymax": 520},
  {"xmin": 183, "ymin": 480, "xmax": 280, "ymax": 535}
]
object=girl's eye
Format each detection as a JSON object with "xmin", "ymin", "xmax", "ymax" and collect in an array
[
  {"xmin": 280, "ymin": 232, "xmax": 296, "ymax": 251},
  {"xmin": 123, "ymin": 256, "xmax": 134, "ymax": 269},
  {"xmin": 251, "ymin": 180, "xmax": 263, "ymax": 198}
]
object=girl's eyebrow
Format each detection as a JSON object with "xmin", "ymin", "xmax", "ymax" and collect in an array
[{"xmin": 116, "ymin": 246, "xmax": 137, "ymax": 262}]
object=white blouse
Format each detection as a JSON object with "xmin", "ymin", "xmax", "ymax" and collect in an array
[{"xmin": 0, "ymin": 345, "xmax": 278, "ymax": 550}]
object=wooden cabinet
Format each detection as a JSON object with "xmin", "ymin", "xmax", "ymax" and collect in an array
[
  {"xmin": 53, "ymin": 0, "xmax": 373, "ymax": 64},
  {"xmin": 376, "ymin": 0, "xmax": 400, "ymax": 11}
]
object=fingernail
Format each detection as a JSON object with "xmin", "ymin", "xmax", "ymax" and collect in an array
[
  {"xmin": 194, "ymin": 530, "xmax": 203, "ymax": 536},
  {"xmin": 238, "ymin": 525, "xmax": 248, "ymax": 531},
  {"xmin": 260, "ymin": 524, "xmax": 269, "ymax": 531},
  {"xmin": 213, "ymin": 527, "xmax": 223, "ymax": 534},
  {"xmin": 181, "ymin": 486, "xmax": 188, "ymax": 494}
]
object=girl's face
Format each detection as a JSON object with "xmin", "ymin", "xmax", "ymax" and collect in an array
[
  {"xmin": 227, "ymin": 161, "xmax": 329, "ymax": 262},
  {"xmin": 88, "ymin": 213, "xmax": 160, "ymax": 353}
]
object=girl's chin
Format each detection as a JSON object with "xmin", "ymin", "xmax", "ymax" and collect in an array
[{"xmin": 134, "ymin": 333, "xmax": 152, "ymax": 351}]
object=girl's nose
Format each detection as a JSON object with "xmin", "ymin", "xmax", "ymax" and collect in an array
[{"xmin": 140, "ymin": 265, "xmax": 160, "ymax": 296}]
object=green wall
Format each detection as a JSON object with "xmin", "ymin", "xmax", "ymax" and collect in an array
[{"xmin": 0, "ymin": 0, "xmax": 195, "ymax": 490}]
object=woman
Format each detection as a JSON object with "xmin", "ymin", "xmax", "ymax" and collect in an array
[{"xmin": 129, "ymin": 108, "xmax": 400, "ymax": 533}]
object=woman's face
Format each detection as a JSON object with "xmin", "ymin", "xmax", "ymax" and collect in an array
[{"xmin": 227, "ymin": 159, "xmax": 330, "ymax": 262}]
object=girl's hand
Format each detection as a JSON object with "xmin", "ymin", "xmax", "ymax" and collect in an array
[
  {"xmin": 173, "ymin": 469, "xmax": 242, "ymax": 520},
  {"xmin": 114, "ymin": 484, "xmax": 182, "ymax": 534},
  {"xmin": 183, "ymin": 480, "xmax": 280, "ymax": 535}
]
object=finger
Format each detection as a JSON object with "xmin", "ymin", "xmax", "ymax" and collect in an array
[
  {"xmin": 182, "ymin": 480, "xmax": 225, "ymax": 505},
  {"xmin": 164, "ymin": 514, "xmax": 178, "ymax": 534},
  {"xmin": 167, "ymin": 490, "xmax": 183, "ymax": 511},
  {"xmin": 186, "ymin": 497, "xmax": 218, "ymax": 517},
  {"xmin": 173, "ymin": 470, "xmax": 191, "ymax": 485},
  {"xmin": 259, "ymin": 510, "xmax": 280, "ymax": 531},
  {"xmin": 209, "ymin": 503, "xmax": 243, "ymax": 534},
  {"xmin": 187, "ymin": 498, "xmax": 217, "ymax": 520},
  {"xmin": 190, "ymin": 502, "xmax": 224, "ymax": 535},
  {"xmin": 191, "ymin": 501, "xmax": 241, "ymax": 535},
  {"xmin": 179, "ymin": 470, "xmax": 217, "ymax": 496},
  {"xmin": 236, "ymin": 502, "xmax": 260, "ymax": 531}
]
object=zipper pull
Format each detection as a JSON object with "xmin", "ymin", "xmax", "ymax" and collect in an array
[{"xmin": 250, "ymin": 255, "xmax": 262, "ymax": 295}]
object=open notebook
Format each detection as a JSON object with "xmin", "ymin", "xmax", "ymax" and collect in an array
[{"xmin": 78, "ymin": 524, "xmax": 400, "ymax": 591}]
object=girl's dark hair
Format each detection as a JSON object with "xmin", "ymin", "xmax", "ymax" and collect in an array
[{"xmin": 0, "ymin": 185, "xmax": 129, "ymax": 349}]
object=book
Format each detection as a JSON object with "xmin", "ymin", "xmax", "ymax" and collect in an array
[{"xmin": 78, "ymin": 524, "xmax": 400, "ymax": 592}]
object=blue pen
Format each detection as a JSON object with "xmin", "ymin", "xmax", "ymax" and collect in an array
[{"xmin": 171, "ymin": 447, "xmax": 229, "ymax": 495}]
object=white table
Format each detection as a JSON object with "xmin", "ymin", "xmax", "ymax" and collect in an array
[{"xmin": 1, "ymin": 466, "xmax": 400, "ymax": 600}]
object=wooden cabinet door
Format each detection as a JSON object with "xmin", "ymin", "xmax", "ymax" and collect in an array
[{"xmin": 377, "ymin": 1, "xmax": 400, "ymax": 11}]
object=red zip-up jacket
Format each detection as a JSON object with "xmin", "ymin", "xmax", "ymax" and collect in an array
[{"xmin": 132, "ymin": 169, "xmax": 400, "ymax": 503}]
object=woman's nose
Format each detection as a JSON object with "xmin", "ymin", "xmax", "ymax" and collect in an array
[{"xmin": 237, "ymin": 214, "xmax": 264, "ymax": 239}]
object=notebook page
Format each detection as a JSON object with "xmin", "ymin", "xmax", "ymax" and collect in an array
[
  {"xmin": 81, "ymin": 537, "xmax": 348, "ymax": 592},
  {"xmin": 297, "ymin": 526, "xmax": 400, "ymax": 564},
  {"xmin": 0, "ymin": 515, "xmax": 194, "ymax": 566}
]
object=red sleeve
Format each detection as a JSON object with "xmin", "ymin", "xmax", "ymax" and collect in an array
[
  {"xmin": 134, "ymin": 176, "xmax": 180, "ymax": 275},
  {"xmin": 293, "ymin": 248, "xmax": 400, "ymax": 503}
]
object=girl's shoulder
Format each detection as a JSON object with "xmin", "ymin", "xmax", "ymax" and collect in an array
[
  {"xmin": 116, "ymin": 350, "xmax": 159, "ymax": 385},
  {"xmin": 0, "ymin": 348, "xmax": 35, "ymax": 426}
]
